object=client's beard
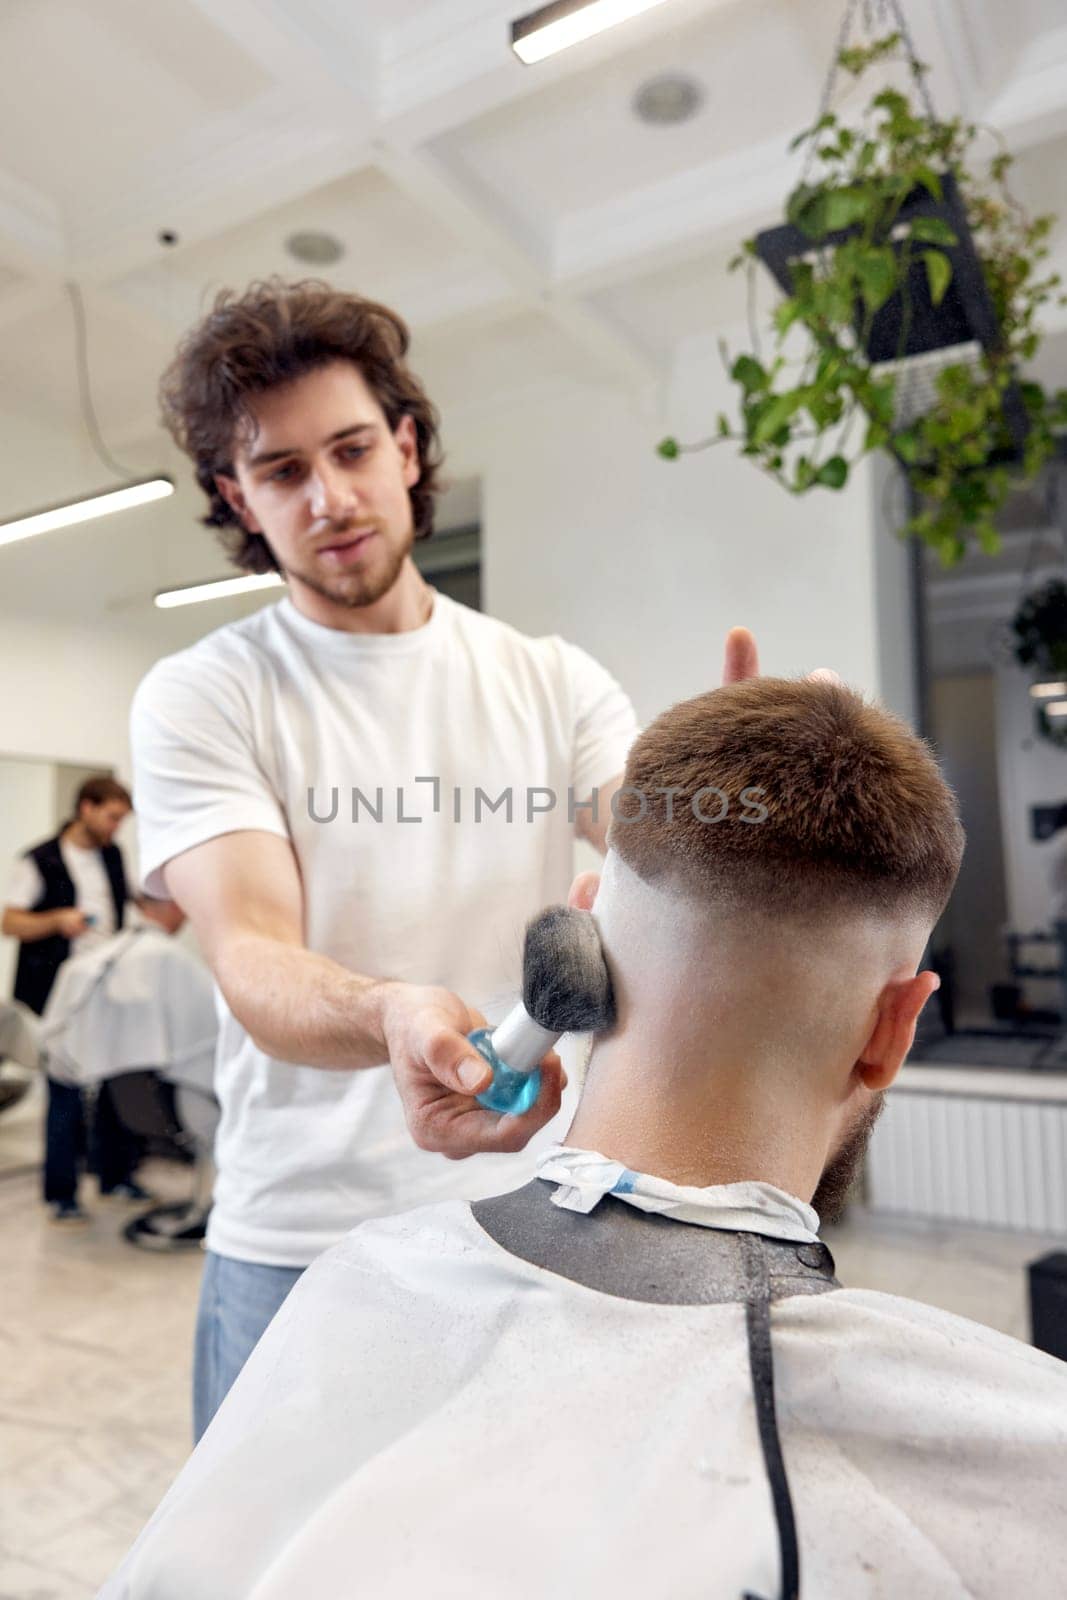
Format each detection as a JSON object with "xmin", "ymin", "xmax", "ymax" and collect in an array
[{"xmin": 811, "ymin": 1092, "xmax": 886, "ymax": 1224}]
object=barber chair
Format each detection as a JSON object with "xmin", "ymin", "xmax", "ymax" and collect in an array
[
  {"xmin": 104, "ymin": 1057, "xmax": 219, "ymax": 1252},
  {"xmin": 0, "ymin": 999, "xmax": 38, "ymax": 1114}
]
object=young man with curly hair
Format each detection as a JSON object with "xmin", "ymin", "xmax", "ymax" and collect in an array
[{"xmin": 134, "ymin": 279, "xmax": 657, "ymax": 1437}]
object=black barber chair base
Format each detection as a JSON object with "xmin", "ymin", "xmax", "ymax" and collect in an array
[
  {"xmin": 124, "ymin": 1201, "xmax": 210, "ymax": 1252},
  {"xmin": 104, "ymin": 1069, "xmax": 216, "ymax": 1255}
]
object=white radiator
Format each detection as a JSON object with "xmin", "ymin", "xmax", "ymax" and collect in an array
[{"xmin": 867, "ymin": 1070, "xmax": 1067, "ymax": 1233}]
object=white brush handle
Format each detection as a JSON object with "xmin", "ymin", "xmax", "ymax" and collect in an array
[{"xmin": 490, "ymin": 1003, "xmax": 560, "ymax": 1075}]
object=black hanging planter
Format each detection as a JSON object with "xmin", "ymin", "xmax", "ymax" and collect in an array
[
  {"xmin": 754, "ymin": 170, "xmax": 1031, "ymax": 466},
  {"xmin": 655, "ymin": 0, "xmax": 1067, "ymax": 563}
]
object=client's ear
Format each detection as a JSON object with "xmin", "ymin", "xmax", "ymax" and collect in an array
[
  {"xmin": 856, "ymin": 970, "xmax": 941, "ymax": 1091},
  {"xmin": 567, "ymin": 871, "xmax": 601, "ymax": 912}
]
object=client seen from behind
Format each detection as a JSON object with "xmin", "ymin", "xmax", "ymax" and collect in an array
[{"xmin": 101, "ymin": 677, "xmax": 1067, "ymax": 1600}]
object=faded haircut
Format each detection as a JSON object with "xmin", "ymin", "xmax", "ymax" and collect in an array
[{"xmin": 608, "ymin": 678, "xmax": 964, "ymax": 925}]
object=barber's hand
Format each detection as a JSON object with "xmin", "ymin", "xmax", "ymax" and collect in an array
[
  {"xmin": 722, "ymin": 626, "xmax": 841, "ymax": 687},
  {"xmin": 380, "ymin": 981, "xmax": 566, "ymax": 1159},
  {"xmin": 54, "ymin": 908, "xmax": 89, "ymax": 938}
]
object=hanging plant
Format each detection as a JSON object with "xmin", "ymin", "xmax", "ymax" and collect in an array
[
  {"xmin": 1012, "ymin": 578, "xmax": 1067, "ymax": 748},
  {"xmin": 657, "ymin": 15, "xmax": 1067, "ymax": 566}
]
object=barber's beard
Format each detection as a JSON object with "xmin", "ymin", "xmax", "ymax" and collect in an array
[
  {"xmin": 284, "ymin": 523, "xmax": 413, "ymax": 611},
  {"xmin": 811, "ymin": 1092, "xmax": 886, "ymax": 1224}
]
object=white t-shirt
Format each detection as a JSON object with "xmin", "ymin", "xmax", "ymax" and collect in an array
[
  {"xmin": 130, "ymin": 590, "xmax": 639, "ymax": 1266},
  {"xmin": 100, "ymin": 1174, "xmax": 1067, "ymax": 1600},
  {"xmin": 5, "ymin": 839, "xmax": 118, "ymax": 955}
]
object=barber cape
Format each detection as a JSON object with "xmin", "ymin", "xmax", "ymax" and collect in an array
[
  {"xmin": 100, "ymin": 1146, "xmax": 1067, "ymax": 1600},
  {"xmin": 40, "ymin": 927, "xmax": 216, "ymax": 1087}
]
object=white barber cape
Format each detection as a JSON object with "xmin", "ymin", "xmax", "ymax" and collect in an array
[
  {"xmin": 40, "ymin": 926, "xmax": 216, "ymax": 1088},
  {"xmin": 101, "ymin": 1148, "xmax": 1067, "ymax": 1600}
]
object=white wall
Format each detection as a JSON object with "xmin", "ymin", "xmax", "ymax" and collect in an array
[
  {"xmin": 446, "ymin": 330, "xmax": 909, "ymax": 728},
  {"xmin": 0, "ymin": 613, "xmax": 157, "ymax": 778}
]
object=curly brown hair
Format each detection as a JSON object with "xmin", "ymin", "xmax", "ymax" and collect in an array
[{"xmin": 158, "ymin": 279, "xmax": 444, "ymax": 574}]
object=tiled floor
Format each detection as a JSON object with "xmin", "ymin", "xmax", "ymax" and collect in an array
[
  {"xmin": 0, "ymin": 1075, "xmax": 1061, "ymax": 1598},
  {"xmin": 1, "ymin": 1079, "xmax": 202, "ymax": 1600}
]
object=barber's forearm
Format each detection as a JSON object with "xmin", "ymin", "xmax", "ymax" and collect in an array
[
  {"xmin": 212, "ymin": 933, "xmax": 394, "ymax": 1070},
  {"xmin": 1, "ymin": 907, "xmax": 61, "ymax": 942}
]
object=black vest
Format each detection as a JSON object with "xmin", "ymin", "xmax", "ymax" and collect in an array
[{"xmin": 12, "ymin": 834, "xmax": 128, "ymax": 1015}]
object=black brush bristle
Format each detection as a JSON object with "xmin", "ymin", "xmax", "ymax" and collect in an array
[{"xmin": 521, "ymin": 905, "xmax": 615, "ymax": 1033}]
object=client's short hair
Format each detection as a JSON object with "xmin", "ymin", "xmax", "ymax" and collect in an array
[{"xmin": 608, "ymin": 678, "xmax": 964, "ymax": 924}]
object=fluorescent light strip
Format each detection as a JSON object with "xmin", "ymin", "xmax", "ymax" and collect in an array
[
  {"xmin": 155, "ymin": 572, "xmax": 285, "ymax": 609},
  {"xmin": 0, "ymin": 477, "xmax": 174, "ymax": 548},
  {"xmin": 1030, "ymin": 681, "xmax": 1067, "ymax": 699},
  {"xmin": 511, "ymin": 0, "xmax": 670, "ymax": 64},
  {"xmin": 1043, "ymin": 700, "xmax": 1067, "ymax": 717}
]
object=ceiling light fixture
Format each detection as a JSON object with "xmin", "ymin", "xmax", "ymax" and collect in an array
[
  {"xmin": 154, "ymin": 572, "xmax": 285, "ymax": 609},
  {"xmin": 511, "ymin": 0, "xmax": 670, "ymax": 65},
  {"xmin": 0, "ymin": 477, "xmax": 174, "ymax": 550},
  {"xmin": 1030, "ymin": 681, "xmax": 1067, "ymax": 699}
]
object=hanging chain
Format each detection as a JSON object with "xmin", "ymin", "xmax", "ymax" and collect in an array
[
  {"xmin": 886, "ymin": 0, "xmax": 938, "ymax": 120},
  {"xmin": 801, "ymin": 0, "xmax": 938, "ymax": 184}
]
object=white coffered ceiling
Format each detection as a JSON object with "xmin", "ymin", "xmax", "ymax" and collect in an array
[{"xmin": 1, "ymin": 0, "xmax": 1067, "ymax": 469}]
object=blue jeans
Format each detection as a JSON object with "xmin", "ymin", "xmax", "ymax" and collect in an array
[{"xmin": 192, "ymin": 1249, "xmax": 304, "ymax": 1443}]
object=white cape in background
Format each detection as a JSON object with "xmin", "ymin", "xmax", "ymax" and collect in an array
[{"xmin": 40, "ymin": 927, "xmax": 216, "ymax": 1087}]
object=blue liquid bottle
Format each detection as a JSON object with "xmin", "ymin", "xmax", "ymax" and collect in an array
[{"xmin": 468, "ymin": 1028, "xmax": 542, "ymax": 1116}]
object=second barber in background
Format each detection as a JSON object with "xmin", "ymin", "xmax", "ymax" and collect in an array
[{"xmin": 1, "ymin": 776, "xmax": 148, "ymax": 1223}]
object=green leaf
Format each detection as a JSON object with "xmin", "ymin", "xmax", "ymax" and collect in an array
[
  {"xmin": 793, "ymin": 456, "xmax": 817, "ymax": 491},
  {"xmin": 893, "ymin": 429, "xmax": 921, "ymax": 464},
  {"xmin": 657, "ymin": 437, "xmax": 680, "ymax": 460},
  {"xmin": 793, "ymin": 186, "xmax": 870, "ymax": 240},
  {"xmin": 914, "ymin": 167, "xmax": 943, "ymax": 202},
  {"xmin": 805, "ymin": 385, "xmax": 844, "ymax": 428},
  {"xmin": 789, "ymin": 114, "xmax": 837, "ymax": 151},
  {"xmin": 872, "ymin": 88, "xmax": 909, "ymax": 119},
  {"xmin": 731, "ymin": 355, "xmax": 768, "ymax": 394},
  {"xmin": 924, "ymin": 250, "xmax": 953, "ymax": 307},
  {"xmin": 909, "ymin": 216, "xmax": 957, "ymax": 247},
  {"xmin": 825, "ymin": 189, "xmax": 871, "ymax": 230},
  {"xmin": 866, "ymin": 380, "xmax": 897, "ymax": 427},
  {"xmin": 863, "ymin": 420, "xmax": 891, "ymax": 452},
  {"xmin": 855, "ymin": 246, "xmax": 897, "ymax": 312},
  {"xmin": 816, "ymin": 456, "xmax": 849, "ymax": 489},
  {"xmin": 752, "ymin": 392, "xmax": 803, "ymax": 446},
  {"xmin": 811, "ymin": 277, "xmax": 855, "ymax": 326},
  {"xmin": 774, "ymin": 298, "xmax": 804, "ymax": 337}
]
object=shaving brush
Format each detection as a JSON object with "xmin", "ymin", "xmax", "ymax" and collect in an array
[{"xmin": 471, "ymin": 905, "xmax": 616, "ymax": 1115}]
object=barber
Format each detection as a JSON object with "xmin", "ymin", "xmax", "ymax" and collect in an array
[
  {"xmin": 134, "ymin": 280, "xmax": 698, "ymax": 1439},
  {"xmin": 1, "ymin": 776, "xmax": 147, "ymax": 1221}
]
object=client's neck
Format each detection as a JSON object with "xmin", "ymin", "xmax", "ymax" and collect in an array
[{"xmin": 565, "ymin": 1018, "xmax": 835, "ymax": 1204}]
